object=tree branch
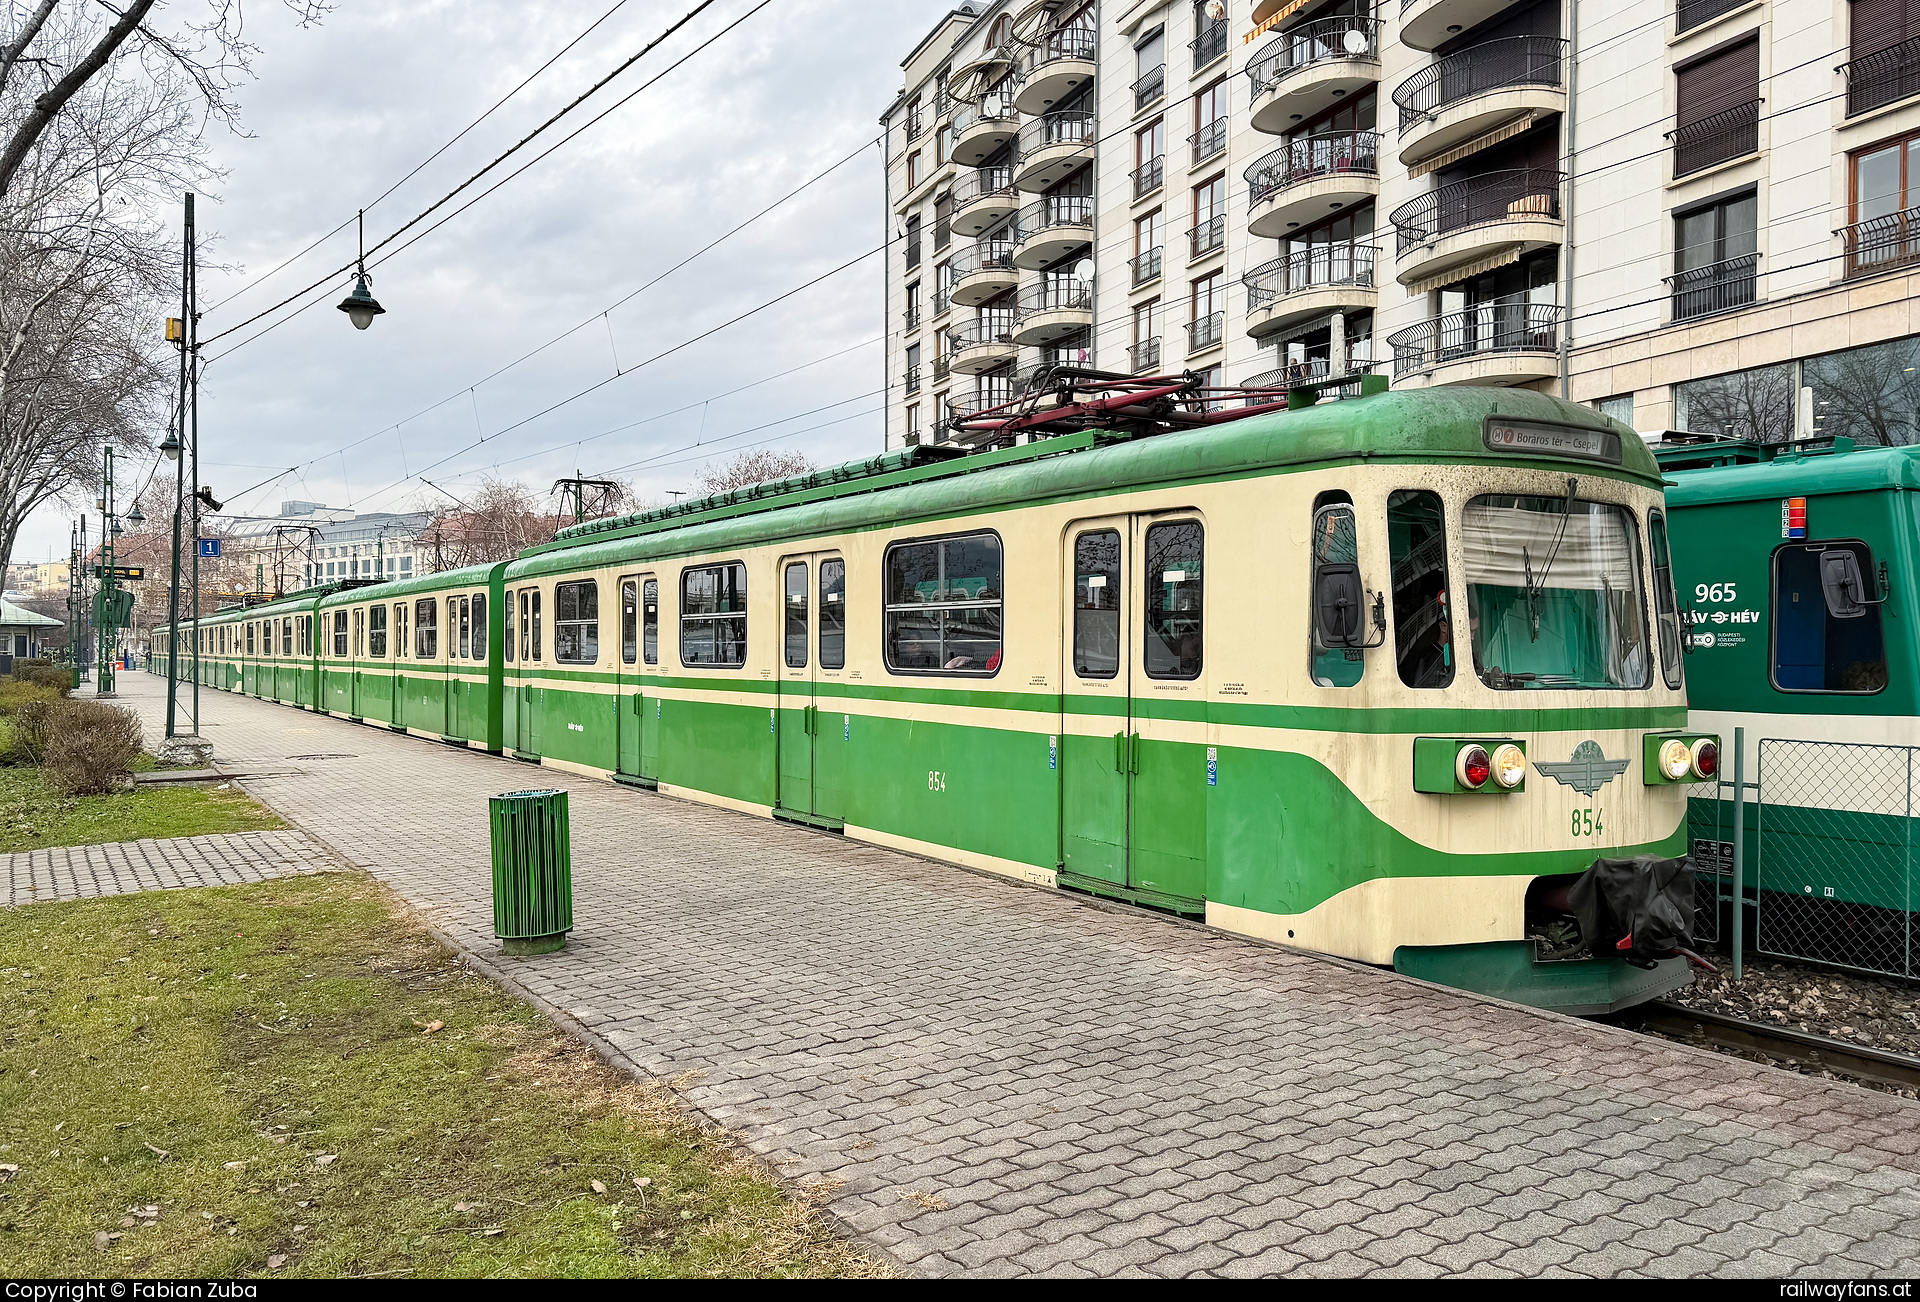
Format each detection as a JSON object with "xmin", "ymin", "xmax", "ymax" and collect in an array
[
  {"xmin": 0, "ymin": 0, "xmax": 157, "ymax": 200},
  {"xmin": 0, "ymin": 0, "xmax": 61, "ymax": 100}
]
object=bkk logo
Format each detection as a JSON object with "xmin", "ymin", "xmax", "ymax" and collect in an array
[{"xmin": 1533, "ymin": 740, "xmax": 1630, "ymax": 797}]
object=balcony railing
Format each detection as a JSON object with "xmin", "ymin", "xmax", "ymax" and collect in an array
[
  {"xmin": 1190, "ymin": 214, "xmax": 1226, "ymax": 259},
  {"xmin": 1843, "ymin": 35, "xmax": 1920, "ymax": 116},
  {"xmin": 1242, "ymin": 354, "xmax": 1378, "ymax": 404},
  {"xmin": 1678, "ymin": 0, "xmax": 1747, "ymax": 33},
  {"xmin": 1392, "ymin": 36, "xmax": 1566, "ymax": 130},
  {"xmin": 1389, "ymin": 167, "xmax": 1563, "ymax": 253},
  {"xmin": 1245, "ymin": 129, "xmax": 1380, "ymax": 205},
  {"xmin": 934, "ymin": 354, "xmax": 952, "ymax": 382},
  {"xmin": 1192, "ymin": 17, "xmax": 1230, "ymax": 69},
  {"xmin": 1132, "ymin": 245, "xmax": 1163, "ymax": 286},
  {"xmin": 952, "ymin": 164, "xmax": 1017, "ymax": 207},
  {"xmin": 905, "ymin": 305, "xmax": 922, "ymax": 331},
  {"xmin": 1133, "ymin": 155, "xmax": 1164, "ymax": 199},
  {"xmin": 1019, "ymin": 194, "xmax": 1095, "ymax": 242},
  {"xmin": 1016, "ymin": 280, "xmax": 1093, "ymax": 317},
  {"xmin": 1246, "ymin": 16, "xmax": 1380, "ymax": 98},
  {"xmin": 1191, "ymin": 118, "xmax": 1229, "ymax": 166},
  {"xmin": 1243, "ymin": 243, "xmax": 1379, "ymax": 310},
  {"xmin": 1841, "ymin": 203, "xmax": 1920, "ymax": 276},
  {"xmin": 1668, "ymin": 99, "xmax": 1759, "ymax": 177},
  {"xmin": 933, "ymin": 288, "xmax": 952, "ymax": 317},
  {"xmin": 951, "ymin": 91, "xmax": 1019, "ymax": 135},
  {"xmin": 948, "ymin": 313, "xmax": 1017, "ymax": 351},
  {"xmin": 1018, "ymin": 110, "xmax": 1096, "ymax": 155},
  {"xmin": 1134, "ymin": 65, "xmax": 1166, "ymax": 109},
  {"xmin": 905, "ymin": 365, "xmax": 922, "ymax": 395},
  {"xmin": 1667, "ymin": 253, "xmax": 1758, "ymax": 321},
  {"xmin": 1188, "ymin": 311, "xmax": 1226, "ymax": 352},
  {"xmin": 907, "ymin": 106, "xmax": 926, "ymax": 139},
  {"xmin": 1028, "ymin": 26, "xmax": 1096, "ymax": 70},
  {"xmin": 1387, "ymin": 293, "xmax": 1561, "ymax": 376},
  {"xmin": 1041, "ymin": 335, "xmax": 1092, "ymax": 368},
  {"xmin": 948, "ymin": 239, "xmax": 1017, "ymax": 279},
  {"xmin": 1130, "ymin": 337, "xmax": 1162, "ymax": 372}
]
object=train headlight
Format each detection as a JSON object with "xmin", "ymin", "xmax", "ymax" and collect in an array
[
  {"xmin": 1456, "ymin": 744, "xmax": 1492, "ymax": 790},
  {"xmin": 1689, "ymin": 738, "xmax": 1719, "ymax": 780},
  {"xmin": 1490, "ymin": 743, "xmax": 1526, "ymax": 789},
  {"xmin": 1658, "ymin": 738, "xmax": 1693, "ymax": 781}
]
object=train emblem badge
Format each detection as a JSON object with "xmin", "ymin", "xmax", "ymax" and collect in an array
[{"xmin": 1533, "ymin": 741, "xmax": 1631, "ymax": 797}]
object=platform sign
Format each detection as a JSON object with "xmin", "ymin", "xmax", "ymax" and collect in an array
[
  {"xmin": 90, "ymin": 565, "xmax": 145, "ymax": 580},
  {"xmin": 197, "ymin": 538, "xmax": 222, "ymax": 557}
]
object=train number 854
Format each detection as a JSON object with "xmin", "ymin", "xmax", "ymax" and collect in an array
[{"xmin": 1571, "ymin": 808, "xmax": 1605, "ymax": 837}]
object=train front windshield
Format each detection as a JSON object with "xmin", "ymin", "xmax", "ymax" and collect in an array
[{"xmin": 1461, "ymin": 495, "xmax": 1652, "ymax": 691}]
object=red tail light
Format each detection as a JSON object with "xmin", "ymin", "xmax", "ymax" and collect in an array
[
  {"xmin": 1691, "ymin": 739, "xmax": 1719, "ymax": 780},
  {"xmin": 1457, "ymin": 745, "xmax": 1492, "ymax": 789}
]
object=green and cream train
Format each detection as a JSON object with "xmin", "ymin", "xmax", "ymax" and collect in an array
[{"xmin": 154, "ymin": 387, "xmax": 1713, "ymax": 1012}]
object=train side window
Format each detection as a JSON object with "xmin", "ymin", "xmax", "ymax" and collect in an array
[
  {"xmin": 785, "ymin": 563, "xmax": 809, "ymax": 669},
  {"xmin": 1144, "ymin": 521, "xmax": 1203, "ymax": 680},
  {"xmin": 1772, "ymin": 542, "xmax": 1887, "ymax": 693},
  {"xmin": 1387, "ymin": 490, "xmax": 1453, "ymax": 688},
  {"xmin": 332, "ymin": 611, "xmax": 348, "ymax": 658},
  {"xmin": 246, "ymin": 623, "xmax": 255, "ymax": 656},
  {"xmin": 622, "ymin": 580, "xmax": 638, "ymax": 665},
  {"xmin": 1311, "ymin": 496, "xmax": 1363, "ymax": 688},
  {"xmin": 531, "ymin": 589, "xmax": 542, "ymax": 661},
  {"xmin": 819, "ymin": 560, "xmax": 846, "ymax": 670},
  {"xmin": 353, "ymin": 607, "xmax": 365, "ymax": 658},
  {"xmin": 448, "ymin": 598, "xmax": 460, "ymax": 659},
  {"xmin": 1073, "ymin": 529, "xmax": 1121, "ymax": 679},
  {"xmin": 885, "ymin": 533, "xmax": 1002, "ymax": 674},
  {"xmin": 369, "ymin": 604, "xmax": 388, "ymax": 658},
  {"xmin": 416, "ymin": 599, "xmax": 438, "ymax": 658},
  {"xmin": 504, "ymin": 592, "xmax": 515, "ymax": 663},
  {"xmin": 1649, "ymin": 511, "xmax": 1684, "ymax": 690},
  {"xmin": 681, "ymin": 563, "xmax": 747, "ymax": 667},
  {"xmin": 555, "ymin": 580, "xmax": 599, "ymax": 663},
  {"xmin": 395, "ymin": 603, "xmax": 409, "ymax": 658},
  {"xmin": 643, "ymin": 579, "xmax": 660, "ymax": 666},
  {"xmin": 459, "ymin": 596, "xmax": 472, "ymax": 660},
  {"xmin": 472, "ymin": 594, "xmax": 487, "ymax": 662},
  {"xmin": 282, "ymin": 618, "xmax": 293, "ymax": 656}
]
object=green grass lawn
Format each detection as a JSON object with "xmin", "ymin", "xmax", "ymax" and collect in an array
[
  {"xmin": 0, "ymin": 874, "xmax": 884, "ymax": 1279},
  {"xmin": 0, "ymin": 767, "xmax": 286, "ymax": 853}
]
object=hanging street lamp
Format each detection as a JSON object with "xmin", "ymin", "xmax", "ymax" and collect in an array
[
  {"xmin": 127, "ymin": 503, "xmax": 146, "ymax": 525},
  {"xmin": 336, "ymin": 209, "xmax": 386, "ymax": 331},
  {"xmin": 160, "ymin": 429, "xmax": 181, "ymax": 461}
]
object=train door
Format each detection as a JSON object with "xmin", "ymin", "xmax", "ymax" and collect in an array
[
  {"xmin": 1059, "ymin": 514, "xmax": 1208, "ymax": 909},
  {"xmin": 775, "ymin": 553, "xmax": 844, "ymax": 825},
  {"xmin": 616, "ymin": 575, "xmax": 646, "ymax": 779},
  {"xmin": 446, "ymin": 595, "xmax": 462, "ymax": 738},
  {"xmin": 515, "ymin": 586, "xmax": 540, "ymax": 754},
  {"xmin": 639, "ymin": 577, "xmax": 662, "ymax": 780}
]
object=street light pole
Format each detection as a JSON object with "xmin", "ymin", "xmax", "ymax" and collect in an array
[
  {"xmin": 98, "ymin": 446, "xmax": 115, "ymax": 696},
  {"xmin": 164, "ymin": 192, "xmax": 191, "ymax": 739}
]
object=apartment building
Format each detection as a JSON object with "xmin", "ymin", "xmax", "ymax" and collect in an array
[{"xmin": 883, "ymin": 0, "xmax": 1920, "ymax": 449}]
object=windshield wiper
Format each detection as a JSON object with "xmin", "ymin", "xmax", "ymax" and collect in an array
[{"xmin": 1523, "ymin": 477, "xmax": 1579, "ymax": 642}]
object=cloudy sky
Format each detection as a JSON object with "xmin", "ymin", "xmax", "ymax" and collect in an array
[{"xmin": 18, "ymin": 0, "xmax": 959, "ymax": 562}]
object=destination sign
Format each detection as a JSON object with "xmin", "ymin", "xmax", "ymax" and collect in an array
[
  {"xmin": 90, "ymin": 565, "xmax": 146, "ymax": 580},
  {"xmin": 1483, "ymin": 418, "xmax": 1623, "ymax": 464}
]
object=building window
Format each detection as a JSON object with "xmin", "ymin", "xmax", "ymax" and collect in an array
[
  {"xmin": 1846, "ymin": 0, "xmax": 1920, "ymax": 116},
  {"xmin": 905, "ymin": 280, "xmax": 923, "ymax": 329},
  {"xmin": 1595, "ymin": 395, "xmax": 1635, "ymax": 426},
  {"xmin": 1191, "ymin": 174, "xmax": 1226, "ymax": 258},
  {"xmin": 1192, "ymin": 79, "xmax": 1228, "ymax": 163},
  {"xmin": 1134, "ymin": 209, "xmax": 1162, "ymax": 285},
  {"xmin": 934, "ymin": 192, "xmax": 952, "ymax": 251},
  {"xmin": 1845, "ymin": 131, "xmax": 1920, "ymax": 273},
  {"xmin": 1773, "ymin": 542, "xmax": 1888, "ymax": 691},
  {"xmin": 884, "ymin": 532, "xmax": 1003, "ymax": 674},
  {"xmin": 906, "ymin": 95, "xmax": 924, "ymax": 138},
  {"xmin": 1192, "ymin": 1, "xmax": 1229, "ymax": 69},
  {"xmin": 1673, "ymin": 362, "xmax": 1794, "ymax": 442},
  {"xmin": 1679, "ymin": 0, "xmax": 1747, "ymax": 34},
  {"xmin": 681, "ymin": 563, "xmax": 747, "ymax": 667},
  {"xmin": 906, "ymin": 214, "xmax": 922, "ymax": 268},
  {"xmin": 906, "ymin": 403, "xmax": 922, "ymax": 443},
  {"xmin": 1135, "ymin": 26, "xmax": 1166, "ymax": 108},
  {"xmin": 1131, "ymin": 298, "xmax": 1161, "ymax": 371},
  {"xmin": 1672, "ymin": 39, "xmax": 1759, "ymax": 177},
  {"xmin": 1189, "ymin": 272, "xmax": 1224, "ymax": 351},
  {"xmin": 907, "ymin": 151, "xmax": 923, "ymax": 190},
  {"xmin": 415, "ymin": 599, "xmax": 437, "ymax": 658},
  {"xmin": 1671, "ymin": 190, "xmax": 1757, "ymax": 321},
  {"xmin": 906, "ymin": 342, "xmax": 922, "ymax": 395},
  {"xmin": 554, "ymin": 580, "xmax": 598, "ymax": 664},
  {"xmin": 1134, "ymin": 120, "xmax": 1164, "ymax": 198}
]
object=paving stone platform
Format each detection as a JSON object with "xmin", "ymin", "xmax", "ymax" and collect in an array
[
  {"xmin": 109, "ymin": 674, "xmax": 1920, "ymax": 1278},
  {"xmin": 4, "ymin": 828, "xmax": 334, "ymax": 907}
]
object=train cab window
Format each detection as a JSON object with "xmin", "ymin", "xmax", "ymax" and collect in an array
[
  {"xmin": 785, "ymin": 563, "xmax": 809, "ymax": 669},
  {"xmin": 819, "ymin": 561, "xmax": 846, "ymax": 670},
  {"xmin": 1144, "ymin": 521, "xmax": 1203, "ymax": 680},
  {"xmin": 369, "ymin": 604, "xmax": 388, "ymax": 658},
  {"xmin": 416, "ymin": 599, "xmax": 438, "ymax": 658},
  {"xmin": 1388, "ymin": 490, "xmax": 1454, "ymax": 688},
  {"xmin": 1074, "ymin": 529, "xmax": 1121, "ymax": 679},
  {"xmin": 681, "ymin": 564, "xmax": 746, "ymax": 667},
  {"xmin": 622, "ymin": 580, "xmax": 639, "ymax": 665},
  {"xmin": 884, "ymin": 534, "xmax": 1002, "ymax": 674},
  {"xmin": 1649, "ymin": 510, "xmax": 1684, "ymax": 690},
  {"xmin": 554, "ymin": 580, "xmax": 598, "ymax": 663},
  {"xmin": 395, "ymin": 603, "xmax": 409, "ymax": 658},
  {"xmin": 1463, "ymin": 495, "xmax": 1651, "ymax": 690},
  {"xmin": 353, "ymin": 608, "xmax": 365, "ymax": 658},
  {"xmin": 472, "ymin": 594, "xmax": 487, "ymax": 662},
  {"xmin": 332, "ymin": 611, "xmax": 348, "ymax": 658},
  {"xmin": 643, "ymin": 579, "xmax": 660, "ymax": 666},
  {"xmin": 1311, "ymin": 497, "xmax": 1363, "ymax": 688},
  {"xmin": 1772, "ymin": 542, "xmax": 1887, "ymax": 692}
]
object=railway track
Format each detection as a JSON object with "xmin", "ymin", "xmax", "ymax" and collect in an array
[{"xmin": 1630, "ymin": 1001, "xmax": 1920, "ymax": 1092}]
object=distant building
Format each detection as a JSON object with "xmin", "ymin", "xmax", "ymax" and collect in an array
[
  {"xmin": 212, "ymin": 501, "xmax": 438, "ymax": 593},
  {"xmin": 4, "ymin": 560, "xmax": 70, "ymax": 599},
  {"xmin": 0, "ymin": 598, "xmax": 61, "ymax": 659}
]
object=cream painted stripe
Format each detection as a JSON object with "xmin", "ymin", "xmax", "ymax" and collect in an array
[
  {"xmin": 845, "ymin": 823, "xmax": 1058, "ymax": 888},
  {"xmin": 654, "ymin": 781, "xmax": 775, "ymax": 820},
  {"xmin": 1208, "ymin": 874, "xmax": 1530, "ymax": 967}
]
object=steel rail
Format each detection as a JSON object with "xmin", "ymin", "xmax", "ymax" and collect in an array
[{"xmin": 1634, "ymin": 1001, "xmax": 1920, "ymax": 1092}]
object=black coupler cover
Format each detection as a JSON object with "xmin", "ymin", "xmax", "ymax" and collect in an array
[{"xmin": 1568, "ymin": 856, "xmax": 1696, "ymax": 969}]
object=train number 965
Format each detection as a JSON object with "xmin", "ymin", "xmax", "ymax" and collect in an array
[
  {"xmin": 1694, "ymin": 582, "xmax": 1738, "ymax": 603},
  {"xmin": 1571, "ymin": 808, "xmax": 1604, "ymax": 837}
]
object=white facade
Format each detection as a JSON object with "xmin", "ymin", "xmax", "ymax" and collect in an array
[{"xmin": 883, "ymin": 0, "xmax": 1920, "ymax": 450}]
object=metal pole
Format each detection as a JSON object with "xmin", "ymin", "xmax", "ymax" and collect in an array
[
  {"xmin": 165, "ymin": 192, "xmax": 192, "ymax": 737},
  {"xmin": 98, "ymin": 448, "xmax": 114, "ymax": 694},
  {"xmin": 1731, "ymin": 725, "xmax": 1746, "ymax": 982},
  {"xmin": 189, "ymin": 230, "xmax": 200, "ymax": 732}
]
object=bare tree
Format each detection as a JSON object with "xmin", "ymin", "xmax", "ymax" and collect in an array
[
  {"xmin": 414, "ymin": 478, "xmax": 562, "ymax": 569},
  {"xmin": 692, "ymin": 449, "xmax": 815, "ymax": 496}
]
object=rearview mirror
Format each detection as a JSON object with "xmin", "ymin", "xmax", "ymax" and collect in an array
[
  {"xmin": 1820, "ymin": 550, "xmax": 1868, "ymax": 619},
  {"xmin": 1315, "ymin": 563, "xmax": 1366, "ymax": 647}
]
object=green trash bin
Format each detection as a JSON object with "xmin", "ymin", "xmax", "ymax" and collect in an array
[{"xmin": 490, "ymin": 789, "xmax": 573, "ymax": 955}]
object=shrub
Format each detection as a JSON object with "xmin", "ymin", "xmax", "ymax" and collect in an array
[
  {"xmin": 10, "ymin": 665, "xmax": 72, "ymax": 693},
  {"xmin": 40, "ymin": 700, "xmax": 143, "ymax": 796},
  {"xmin": 0, "ymin": 680, "xmax": 65, "ymax": 717},
  {"xmin": 4, "ymin": 699, "xmax": 53, "ymax": 766}
]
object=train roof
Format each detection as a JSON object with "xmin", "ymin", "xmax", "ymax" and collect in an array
[
  {"xmin": 510, "ymin": 388, "xmax": 1649, "ymax": 578},
  {"xmin": 311, "ymin": 562, "xmax": 500, "ymax": 608},
  {"xmin": 1663, "ymin": 440, "xmax": 1920, "ymax": 507}
]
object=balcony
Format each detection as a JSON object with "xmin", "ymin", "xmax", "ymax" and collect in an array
[
  {"xmin": 1015, "ymin": 111, "xmax": 1096, "ymax": 192},
  {"xmin": 1243, "ymin": 243, "xmax": 1380, "ymax": 338},
  {"xmin": 1014, "ymin": 27, "xmax": 1096, "ymax": 114},
  {"xmin": 1387, "ymin": 293, "xmax": 1562, "ymax": 386},
  {"xmin": 1188, "ymin": 311, "xmax": 1226, "ymax": 354},
  {"xmin": 948, "ymin": 239, "xmax": 1019, "ymax": 306},
  {"xmin": 1192, "ymin": 17, "xmax": 1230, "ymax": 71},
  {"xmin": 1393, "ymin": 37, "xmax": 1567, "ymax": 166},
  {"xmin": 1133, "ymin": 155, "xmax": 1165, "ymax": 200},
  {"xmin": 951, "ymin": 92, "xmax": 1020, "ymax": 167},
  {"xmin": 1667, "ymin": 253, "xmax": 1758, "ymax": 321},
  {"xmin": 1389, "ymin": 167, "xmax": 1563, "ymax": 287},
  {"xmin": 1189, "ymin": 214, "xmax": 1226, "ymax": 260},
  {"xmin": 1246, "ymin": 130, "xmax": 1380, "ymax": 238},
  {"xmin": 905, "ymin": 365, "xmax": 922, "ymax": 396},
  {"xmin": 946, "ymin": 315, "xmax": 1021, "ymax": 374},
  {"xmin": 1677, "ymin": 0, "xmax": 1747, "ymax": 33},
  {"xmin": 951, "ymin": 165, "xmax": 1020, "ymax": 237},
  {"xmin": 1246, "ymin": 17, "xmax": 1380, "ymax": 135},
  {"xmin": 933, "ymin": 288, "xmax": 953, "ymax": 318},
  {"xmin": 1191, "ymin": 117, "xmax": 1229, "ymax": 167},
  {"xmin": 1841, "ymin": 204, "xmax": 1920, "ymax": 277},
  {"xmin": 934, "ymin": 354, "xmax": 951, "ymax": 383},
  {"xmin": 1134, "ymin": 65, "xmax": 1166, "ymax": 111},
  {"xmin": 1014, "ymin": 194, "xmax": 1094, "ymax": 268},
  {"xmin": 1129, "ymin": 337, "xmax": 1162, "ymax": 372},
  {"xmin": 1399, "ymin": 0, "xmax": 1538, "ymax": 53},
  {"xmin": 1011, "ymin": 280, "xmax": 1094, "ymax": 345},
  {"xmin": 905, "ymin": 305, "xmax": 922, "ymax": 332},
  {"xmin": 1132, "ymin": 245, "xmax": 1163, "ymax": 287},
  {"xmin": 1843, "ymin": 35, "xmax": 1920, "ymax": 117},
  {"xmin": 1668, "ymin": 99, "xmax": 1759, "ymax": 178}
]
